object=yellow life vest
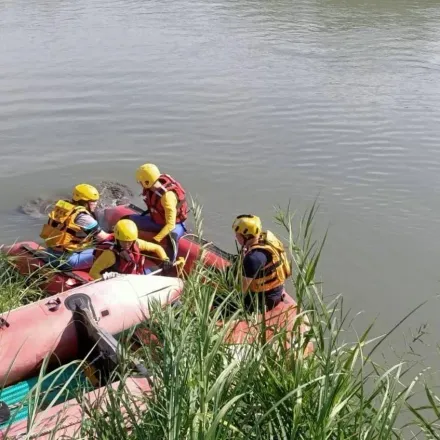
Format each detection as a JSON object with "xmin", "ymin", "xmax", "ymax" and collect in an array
[
  {"xmin": 39, "ymin": 200, "xmax": 92, "ymax": 252},
  {"xmin": 245, "ymin": 230, "xmax": 292, "ymax": 293}
]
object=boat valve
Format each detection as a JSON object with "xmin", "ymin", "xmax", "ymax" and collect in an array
[{"xmin": 45, "ymin": 297, "xmax": 61, "ymax": 312}]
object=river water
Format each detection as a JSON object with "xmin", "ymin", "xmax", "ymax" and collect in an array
[{"xmin": 1, "ymin": 0, "xmax": 440, "ymax": 348}]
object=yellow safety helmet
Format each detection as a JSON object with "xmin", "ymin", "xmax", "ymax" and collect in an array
[
  {"xmin": 232, "ymin": 214, "xmax": 262, "ymax": 237},
  {"xmin": 72, "ymin": 184, "xmax": 100, "ymax": 202},
  {"xmin": 136, "ymin": 163, "xmax": 161, "ymax": 189},
  {"xmin": 114, "ymin": 219, "xmax": 138, "ymax": 241}
]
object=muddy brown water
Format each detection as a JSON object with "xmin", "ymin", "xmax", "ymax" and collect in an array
[{"xmin": 1, "ymin": 0, "xmax": 440, "ymax": 355}]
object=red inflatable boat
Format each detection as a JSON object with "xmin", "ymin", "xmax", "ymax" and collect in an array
[
  {"xmin": 0, "ymin": 274, "xmax": 182, "ymax": 388},
  {"xmin": 0, "ymin": 377, "xmax": 151, "ymax": 440},
  {"xmin": 0, "ymin": 272, "xmax": 181, "ymax": 438},
  {"xmin": 0, "ymin": 203, "xmax": 314, "ymax": 438},
  {"xmin": 4, "ymin": 204, "xmax": 233, "ymax": 295},
  {"xmin": 3, "ymin": 203, "xmax": 313, "ymax": 359},
  {"xmin": 223, "ymin": 293, "xmax": 314, "ymax": 355}
]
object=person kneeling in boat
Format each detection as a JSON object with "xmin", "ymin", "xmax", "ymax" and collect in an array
[
  {"xmin": 40, "ymin": 184, "xmax": 113, "ymax": 271},
  {"xmin": 126, "ymin": 163, "xmax": 188, "ymax": 262},
  {"xmin": 232, "ymin": 214, "xmax": 292, "ymax": 313},
  {"xmin": 89, "ymin": 219, "xmax": 173, "ymax": 280}
]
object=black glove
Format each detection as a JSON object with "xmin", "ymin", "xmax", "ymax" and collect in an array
[{"xmin": 161, "ymin": 260, "xmax": 174, "ymax": 271}]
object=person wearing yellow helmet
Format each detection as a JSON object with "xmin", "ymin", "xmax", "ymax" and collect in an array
[
  {"xmin": 89, "ymin": 219, "xmax": 172, "ymax": 280},
  {"xmin": 125, "ymin": 163, "xmax": 189, "ymax": 261},
  {"xmin": 40, "ymin": 183, "xmax": 113, "ymax": 270},
  {"xmin": 232, "ymin": 214, "xmax": 292, "ymax": 312}
]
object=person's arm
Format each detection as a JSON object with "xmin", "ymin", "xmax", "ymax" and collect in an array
[
  {"xmin": 75, "ymin": 213, "xmax": 113, "ymax": 242},
  {"xmin": 153, "ymin": 191, "xmax": 177, "ymax": 242},
  {"xmin": 242, "ymin": 252, "xmax": 267, "ymax": 293},
  {"xmin": 89, "ymin": 250, "xmax": 116, "ymax": 280},
  {"xmin": 95, "ymin": 230, "xmax": 113, "ymax": 242},
  {"xmin": 137, "ymin": 239, "xmax": 168, "ymax": 261}
]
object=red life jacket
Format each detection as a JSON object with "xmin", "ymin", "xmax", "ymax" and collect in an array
[
  {"xmin": 93, "ymin": 241, "xmax": 145, "ymax": 275},
  {"xmin": 142, "ymin": 174, "xmax": 188, "ymax": 225}
]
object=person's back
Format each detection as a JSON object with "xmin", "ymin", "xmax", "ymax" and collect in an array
[
  {"xmin": 40, "ymin": 183, "xmax": 112, "ymax": 270},
  {"xmin": 127, "ymin": 163, "xmax": 188, "ymax": 261},
  {"xmin": 232, "ymin": 215, "xmax": 291, "ymax": 312},
  {"xmin": 242, "ymin": 245, "xmax": 284, "ymax": 310},
  {"xmin": 142, "ymin": 173, "xmax": 188, "ymax": 227}
]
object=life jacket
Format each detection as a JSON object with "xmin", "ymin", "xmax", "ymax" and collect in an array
[
  {"xmin": 40, "ymin": 200, "xmax": 92, "ymax": 252},
  {"xmin": 142, "ymin": 174, "xmax": 188, "ymax": 225},
  {"xmin": 244, "ymin": 231, "xmax": 292, "ymax": 293},
  {"xmin": 93, "ymin": 241, "xmax": 145, "ymax": 275}
]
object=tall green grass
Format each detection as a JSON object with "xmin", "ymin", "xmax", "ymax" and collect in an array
[
  {"xmin": 69, "ymin": 204, "xmax": 440, "ymax": 439},
  {"xmin": 1, "ymin": 204, "xmax": 440, "ymax": 439},
  {"xmin": 0, "ymin": 252, "xmax": 44, "ymax": 313}
]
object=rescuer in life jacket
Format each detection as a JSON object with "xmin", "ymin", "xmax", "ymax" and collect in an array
[
  {"xmin": 89, "ymin": 219, "xmax": 173, "ymax": 280},
  {"xmin": 125, "ymin": 163, "xmax": 188, "ymax": 262},
  {"xmin": 232, "ymin": 214, "xmax": 292, "ymax": 312},
  {"xmin": 40, "ymin": 184, "xmax": 113, "ymax": 270}
]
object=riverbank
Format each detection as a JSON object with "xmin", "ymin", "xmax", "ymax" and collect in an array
[{"xmin": 0, "ymin": 206, "xmax": 438, "ymax": 439}]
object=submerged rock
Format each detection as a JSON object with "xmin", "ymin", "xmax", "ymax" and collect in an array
[{"xmin": 19, "ymin": 181, "xmax": 135, "ymax": 219}]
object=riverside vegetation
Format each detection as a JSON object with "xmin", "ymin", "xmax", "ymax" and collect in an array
[{"xmin": 0, "ymin": 203, "xmax": 440, "ymax": 439}]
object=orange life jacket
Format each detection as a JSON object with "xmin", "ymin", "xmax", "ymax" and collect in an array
[
  {"xmin": 93, "ymin": 241, "xmax": 145, "ymax": 275},
  {"xmin": 244, "ymin": 231, "xmax": 292, "ymax": 293},
  {"xmin": 142, "ymin": 174, "xmax": 188, "ymax": 225}
]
